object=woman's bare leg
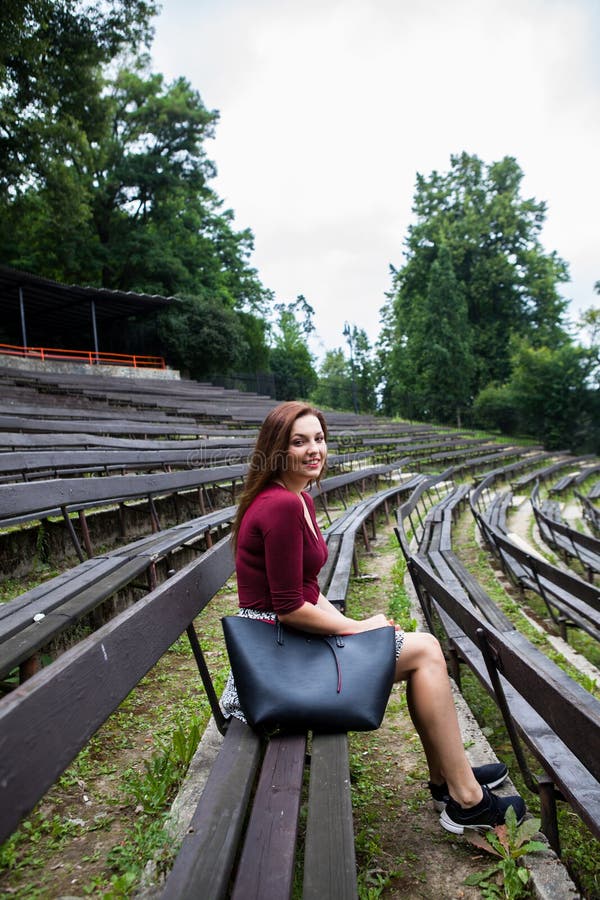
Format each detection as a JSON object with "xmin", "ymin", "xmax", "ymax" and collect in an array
[{"xmin": 395, "ymin": 632, "xmax": 482, "ymax": 807}]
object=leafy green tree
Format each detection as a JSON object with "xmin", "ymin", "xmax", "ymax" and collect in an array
[
  {"xmin": 476, "ymin": 339, "xmax": 598, "ymax": 451},
  {"xmin": 0, "ymin": 0, "xmax": 157, "ymax": 193},
  {"xmin": 380, "ymin": 153, "xmax": 570, "ymax": 419},
  {"xmin": 577, "ymin": 305, "xmax": 600, "ymax": 385},
  {"xmin": 0, "ymin": 19, "xmax": 273, "ymax": 373},
  {"xmin": 1, "ymin": 61, "xmax": 267, "ymax": 308},
  {"xmin": 269, "ymin": 296, "xmax": 318, "ymax": 400},
  {"xmin": 312, "ymin": 349, "xmax": 354, "ymax": 410},
  {"xmin": 349, "ymin": 327, "xmax": 378, "ymax": 413},
  {"xmin": 150, "ymin": 294, "xmax": 253, "ymax": 380},
  {"xmin": 408, "ymin": 244, "xmax": 473, "ymax": 425},
  {"xmin": 473, "ymin": 383, "xmax": 519, "ymax": 434}
]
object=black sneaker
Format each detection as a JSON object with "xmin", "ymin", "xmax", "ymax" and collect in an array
[
  {"xmin": 440, "ymin": 785, "xmax": 526, "ymax": 835},
  {"xmin": 429, "ymin": 762, "xmax": 508, "ymax": 812}
]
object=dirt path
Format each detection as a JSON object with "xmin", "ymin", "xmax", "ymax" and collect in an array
[{"xmin": 348, "ymin": 537, "xmax": 487, "ymax": 899}]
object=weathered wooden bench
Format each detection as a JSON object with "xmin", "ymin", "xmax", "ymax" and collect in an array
[
  {"xmin": 159, "ymin": 480, "xmax": 417, "ymax": 898},
  {"xmin": 0, "ymin": 506, "xmax": 237, "ymax": 686},
  {"xmin": 471, "ymin": 452, "xmax": 551, "ymax": 487},
  {"xmin": 578, "ymin": 491, "xmax": 600, "ymax": 538},
  {"xmin": 2, "ymin": 469, "xmax": 411, "ymax": 899},
  {"xmin": 0, "ymin": 464, "xmax": 249, "ymax": 558},
  {"xmin": 0, "ymin": 460, "xmax": 412, "ymax": 684},
  {"xmin": 0, "ymin": 445, "xmax": 252, "ymax": 483},
  {"xmin": 395, "ymin": 489, "xmax": 600, "ymax": 855},
  {"xmin": 509, "ymin": 454, "xmax": 580, "ymax": 491},
  {"xmin": 532, "ymin": 484, "xmax": 600, "ymax": 581},
  {"xmin": 0, "ymin": 530, "xmax": 362, "ymax": 898},
  {"xmin": 480, "ymin": 522, "xmax": 600, "ymax": 644}
]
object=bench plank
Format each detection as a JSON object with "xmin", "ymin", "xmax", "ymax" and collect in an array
[
  {"xmin": 303, "ymin": 733, "xmax": 358, "ymax": 900},
  {"xmin": 161, "ymin": 717, "xmax": 262, "ymax": 900},
  {"xmin": 231, "ymin": 733, "xmax": 307, "ymax": 900}
]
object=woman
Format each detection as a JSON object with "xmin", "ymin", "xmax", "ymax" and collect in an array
[{"xmin": 222, "ymin": 401, "xmax": 525, "ymax": 835}]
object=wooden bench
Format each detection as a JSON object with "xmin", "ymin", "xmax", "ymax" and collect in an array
[
  {"xmin": 0, "ymin": 445, "xmax": 252, "ymax": 483},
  {"xmin": 1, "ymin": 485, "xmax": 397, "ymax": 898},
  {"xmin": 577, "ymin": 491, "xmax": 600, "ymax": 538},
  {"xmin": 532, "ymin": 485, "xmax": 600, "ymax": 581},
  {"xmin": 479, "ymin": 522, "xmax": 600, "ymax": 644},
  {"xmin": 0, "ymin": 464, "xmax": 249, "ymax": 559},
  {"xmin": 508, "ymin": 455, "xmax": 579, "ymax": 491},
  {"xmin": 0, "ymin": 506, "xmax": 237, "ymax": 686},
  {"xmin": 471, "ymin": 452, "xmax": 551, "ymax": 487},
  {"xmin": 159, "ymin": 480, "xmax": 420, "ymax": 897},
  {"xmin": 0, "ymin": 534, "xmax": 359, "ymax": 898},
  {"xmin": 394, "ymin": 504, "xmax": 600, "ymax": 855}
]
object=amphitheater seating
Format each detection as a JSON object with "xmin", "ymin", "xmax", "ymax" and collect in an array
[
  {"xmin": 2, "ymin": 360, "xmax": 599, "ymax": 891},
  {"xmin": 0, "ymin": 477, "xmax": 413, "ymax": 898},
  {"xmin": 395, "ymin": 478, "xmax": 600, "ymax": 854},
  {"xmin": 531, "ymin": 484, "xmax": 600, "ymax": 581}
]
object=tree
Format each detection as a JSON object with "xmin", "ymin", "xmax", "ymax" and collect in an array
[
  {"xmin": 473, "ymin": 383, "xmax": 519, "ymax": 435},
  {"xmin": 494, "ymin": 339, "xmax": 594, "ymax": 451},
  {"xmin": 312, "ymin": 349, "xmax": 354, "ymax": 410},
  {"xmin": 577, "ymin": 306, "xmax": 600, "ymax": 384},
  {"xmin": 347, "ymin": 326, "xmax": 378, "ymax": 414},
  {"xmin": 379, "ymin": 154, "xmax": 570, "ymax": 419},
  {"xmin": 0, "ymin": 27, "xmax": 273, "ymax": 371},
  {"xmin": 269, "ymin": 296, "xmax": 318, "ymax": 400},
  {"xmin": 408, "ymin": 244, "xmax": 473, "ymax": 425},
  {"xmin": 0, "ymin": 0, "xmax": 157, "ymax": 193},
  {"xmin": 1, "ymin": 61, "xmax": 267, "ymax": 305},
  {"xmin": 151, "ymin": 294, "xmax": 253, "ymax": 380}
]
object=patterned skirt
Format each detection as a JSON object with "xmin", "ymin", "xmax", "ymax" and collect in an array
[{"xmin": 220, "ymin": 608, "xmax": 405, "ymax": 724}]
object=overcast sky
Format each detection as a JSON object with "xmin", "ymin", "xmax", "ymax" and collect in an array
[{"xmin": 151, "ymin": 0, "xmax": 600, "ymax": 361}]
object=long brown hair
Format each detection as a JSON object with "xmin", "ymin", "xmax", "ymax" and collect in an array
[{"xmin": 231, "ymin": 401, "xmax": 328, "ymax": 548}]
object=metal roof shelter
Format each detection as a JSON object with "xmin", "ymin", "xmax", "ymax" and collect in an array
[{"xmin": 0, "ymin": 265, "xmax": 176, "ymax": 354}]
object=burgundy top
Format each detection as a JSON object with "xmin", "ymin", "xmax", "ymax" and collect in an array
[{"xmin": 235, "ymin": 483, "xmax": 328, "ymax": 615}]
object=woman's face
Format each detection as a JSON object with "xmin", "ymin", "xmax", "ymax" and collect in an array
[{"xmin": 284, "ymin": 413, "xmax": 327, "ymax": 487}]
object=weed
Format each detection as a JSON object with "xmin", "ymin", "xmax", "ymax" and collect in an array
[
  {"xmin": 464, "ymin": 808, "xmax": 546, "ymax": 899},
  {"xmin": 122, "ymin": 717, "xmax": 201, "ymax": 815}
]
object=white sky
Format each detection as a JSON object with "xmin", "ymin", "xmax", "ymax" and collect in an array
[{"xmin": 151, "ymin": 0, "xmax": 600, "ymax": 361}]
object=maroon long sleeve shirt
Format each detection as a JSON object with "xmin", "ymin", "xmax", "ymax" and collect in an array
[{"xmin": 235, "ymin": 483, "xmax": 328, "ymax": 615}]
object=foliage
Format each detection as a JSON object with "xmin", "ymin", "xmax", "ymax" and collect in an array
[
  {"xmin": 385, "ymin": 243, "xmax": 473, "ymax": 424},
  {"xmin": 313, "ymin": 327, "xmax": 378, "ymax": 413},
  {"xmin": 152, "ymin": 294, "xmax": 263, "ymax": 379},
  {"xmin": 464, "ymin": 807, "xmax": 546, "ymax": 899},
  {"xmin": 473, "ymin": 383, "xmax": 519, "ymax": 435},
  {"xmin": 379, "ymin": 153, "xmax": 570, "ymax": 422},
  {"xmin": 350, "ymin": 326, "xmax": 378, "ymax": 413},
  {"xmin": 312, "ymin": 348, "xmax": 355, "ymax": 410},
  {"xmin": 473, "ymin": 338, "xmax": 598, "ymax": 451},
  {"xmin": 269, "ymin": 295, "xmax": 318, "ymax": 399},
  {"xmin": 0, "ymin": 4, "xmax": 272, "ymax": 374},
  {"xmin": 0, "ymin": 0, "xmax": 157, "ymax": 192}
]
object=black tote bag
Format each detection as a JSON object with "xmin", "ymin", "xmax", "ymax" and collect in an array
[{"xmin": 221, "ymin": 616, "xmax": 396, "ymax": 733}]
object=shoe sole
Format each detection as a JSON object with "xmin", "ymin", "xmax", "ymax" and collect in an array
[
  {"xmin": 439, "ymin": 808, "xmax": 525, "ymax": 835},
  {"xmin": 432, "ymin": 770, "xmax": 508, "ymax": 813}
]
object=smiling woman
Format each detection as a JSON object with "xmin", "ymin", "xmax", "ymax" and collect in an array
[{"xmin": 220, "ymin": 401, "xmax": 525, "ymax": 835}]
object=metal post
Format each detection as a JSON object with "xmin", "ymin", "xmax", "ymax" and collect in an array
[
  {"xmin": 18, "ymin": 287, "xmax": 27, "ymax": 349},
  {"xmin": 343, "ymin": 322, "xmax": 359, "ymax": 414},
  {"xmin": 186, "ymin": 623, "xmax": 230, "ymax": 735},
  {"xmin": 90, "ymin": 300, "xmax": 99, "ymax": 363}
]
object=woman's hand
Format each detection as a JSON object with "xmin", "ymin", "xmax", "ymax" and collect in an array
[{"xmin": 354, "ymin": 613, "xmax": 390, "ymax": 632}]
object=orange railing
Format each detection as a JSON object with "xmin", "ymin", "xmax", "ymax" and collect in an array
[{"xmin": 0, "ymin": 343, "xmax": 165, "ymax": 369}]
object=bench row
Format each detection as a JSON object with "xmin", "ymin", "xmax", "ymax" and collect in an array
[
  {"xmin": 395, "ymin": 476, "xmax": 600, "ymax": 856},
  {"xmin": 0, "ymin": 476, "xmax": 414, "ymax": 897}
]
